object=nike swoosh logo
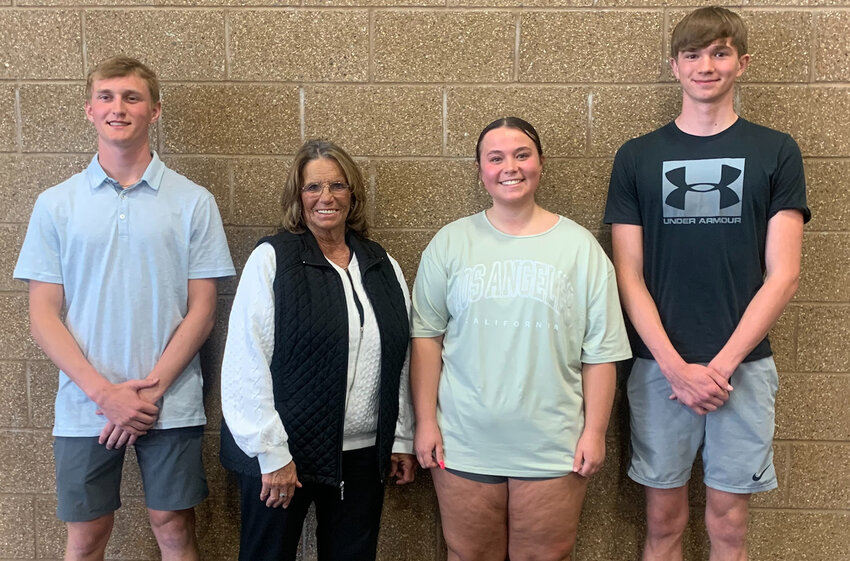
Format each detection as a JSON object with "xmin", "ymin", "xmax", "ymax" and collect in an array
[{"xmin": 752, "ymin": 466, "xmax": 770, "ymax": 481}]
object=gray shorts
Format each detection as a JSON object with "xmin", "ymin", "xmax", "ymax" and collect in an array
[
  {"xmin": 54, "ymin": 426, "xmax": 208, "ymax": 522},
  {"xmin": 627, "ymin": 357, "xmax": 778, "ymax": 494},
  {"xmin": 445, "ymin": 468, "xmax": 555, "ymax": 484}
]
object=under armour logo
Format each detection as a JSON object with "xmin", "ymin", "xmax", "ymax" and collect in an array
[{"xmin": 665, "ymin": 165, "xmax": 741, "ymax": 210}]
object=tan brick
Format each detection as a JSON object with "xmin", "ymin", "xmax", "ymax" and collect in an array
[
  {"xmin": 805, "ymin": 159, "xmax": 850, "ymax": 232},
  {"xmin": 740, "ymin": 86, "xmax": 850, "ymax": 157},
  {"xmin": 161, "ymin": 85, "xmax": 300, "ymax": 155},
  {"xmin": 797, "ymin": 233, "xmax": 850, "ymax": 302},
  {"xmin": 231, "ymin": 10, "xmax": 368, "ymax": 82},
  {"xmin": 0, "ymin": 155, "xmax": 92, "ymax": 223},
  {"xmin": 798, "ymin": 306, "xmax": 850, "ymax": 372},
  {"xmin": 161, "ymin": 155, "xmax": 231, "ymax": 223},
  {"xmin": 120, "ymin": 445, "xmax": 145, "ymax": 497},
  {"xmin": 308, "ymin": 0, "xmax": 440, "ymax": 5},
  {"xmin": 20, "ymin": 0, "xmax": 145, "ymax": 4},
  {"xmin": 0, "ymin": 430, "xmax": 54, "ymax": 493},
  {"xmin": 0, "ymin": 362, "xmax": 27, "ymax": 428},
  {"xmin": 535, "ymin": 158, "xmax": 611, "ymax": 231},
  {"xmin": 377, "ymin": 471, "xmax": 441, "ymax": 560},
  {"xmin": 34, "ymin": 495, "xmax": 64, "ymax": 559},
  {"xmin": 371, "ymin": 229, "xmax": 435, "ymax": 288},
  {"xmin": 0, "ymin": 10, "xmax": 81, "ymax": 80},
  {"xmin": 86, "ymin": 10, "xmax": 225, "ymax": 81},
  {"xmin": 769, "ymin": 306, "xmax": 797, "ymax": 373},
  {"xmin": 199, "ymin": 295, "xmax": 232, "ymax": 430},
  {"xmin": 0, "ymin": 494, "xmax": 35, "ymax": 559},
  {"xmin": 223, "ymin": 226, "xmax": 277, "ymax": 273},
  {"xmin": 305, "ymin": 86, "xmax": 441, "ymax": 156},
  {"xmin": 449, "ymin": 0, "xmax": 587, "ymax": 6},
  {"xmin": 19, "ymin": 84, "xmax": 97, "ymax": 153},
  {"xmin": 0, "ymin": 225, "xmax": 26, "ymax": 292},
  {"xmin": 446, "ymin": 87, "xmax": 587, "ymax": 157},
  {"xmin": 373, "ymin": 160, "xmax": 489, "ymax": 229},
  {"xmin": 590, "ymin": 85, "xmax": 680, "ymax": 157},
  {"xmin": 776, "ymin": 374, "xmax": 850, "ymax": 440},
  {"xmin": 375, "ymin": 11, "xmax": 514, "ymax": 83},
  {"xmin": 0, "ymin": 294, "xmax": 44, "ymax": 361},
  {"xmin": 153, "ymin": 0, "xmax": 296, "ymax": 4},
  {"xmin": 232, "ymin": 157, "xmax": 291, "ymax": 227},
  {"xmin": 0, "ymin": 85, "xmax": 15, "ymax": 152},
  {"xmin": 815, "ymin": 12, "xmax": 850, "ymax": 81},
  {"xmin": 104, "ymin": 497, "xmax": 159, "ymax": 559},
  {"xmin": 750, "ymin": 511, "xmax": 850, "ymax": 561},
  {"xmin": 196, "ymin": 497, "xmax": 240, "ymax": 561},
  {"xmin": 201, "ymin": 430, "xmax": 229, "ymax": 493},
  {"xmin": 28, "ymin": 361, "xmax": 56, "ymax": 429},
  {"xmin": 788, "ymin": 443, "xmax": 850, "ymax": 509},
  {"xmin": 750, "ymin": 443, "xmax": 790, "ymax": 508},
  {"xmin": 520, "ymin": 11, "xmax": 664, "ymax": 83}
]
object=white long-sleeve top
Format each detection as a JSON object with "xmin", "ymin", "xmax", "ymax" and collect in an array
[{"xmin": 221, "ymin": 242, "xmax": 414, "ymax": 475}]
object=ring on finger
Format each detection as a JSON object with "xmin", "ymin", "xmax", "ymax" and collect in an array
[{"xmin": 279, "ymin": 492, "xmax": 287, "ymax": 499}]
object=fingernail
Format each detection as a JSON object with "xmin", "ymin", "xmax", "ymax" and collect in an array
[{"xmin": 438, "ymin": 460, "xmax": 445, "ymax": 470}]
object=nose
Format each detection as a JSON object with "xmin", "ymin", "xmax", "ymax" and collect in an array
[
  {"xmin": 697, "ymin": 54, "xmax": 714, "ymax": 73},
  {"xmin": 318, "ymin": 185, "xmax": 335, "ymax": 201},
  {"xmin": 109, "ymin": 97, "xmax": 126, "ymax": 114}
]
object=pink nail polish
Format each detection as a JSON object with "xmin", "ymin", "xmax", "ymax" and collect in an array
[{"xmin": 439, "ymin": 460, "xmax": 445, "ymax": 470}]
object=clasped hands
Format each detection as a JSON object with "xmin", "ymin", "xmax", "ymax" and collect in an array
[
  {"xmin": 95, "ymin": 377, "xmax": 161, "ymax": 449},
  {"xmin": 667, "ymin": 361, "xmax": 735, "ymax": 416}
]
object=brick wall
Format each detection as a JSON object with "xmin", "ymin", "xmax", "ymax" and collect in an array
[{"xmin": 1, "ymin": 2, "xmax": 848, "ymax": 560}]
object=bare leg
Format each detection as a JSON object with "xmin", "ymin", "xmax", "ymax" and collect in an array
[
  {"xmin": 705, "ymin": 488, "xmax": 750, "ymax": 561},
  {"xmin": 507, "ymin": 473, "xmax": 589, "ymax": 561},
  {"xmin": 148, "ymin": 508, "xmax": 200, "ymax": 561},
  {"xmin": 643, "ymin": 485, "xmax": 689, "ymax": 561},
  {"xmin": 65, "ymin": 514, "xmax": 114, "ymax": 561},
  {"xmin": 432, "ymin": 468, "xmax": 508, "ymax": 561}
]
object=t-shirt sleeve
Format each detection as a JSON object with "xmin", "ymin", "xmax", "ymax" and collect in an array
[
  {"xmin": 580, "ymin": 247, "xmax": 632, "ymax": 364},
  {"xmin": 13, "ymin": 194, "xmax": 64, "ymax": 284},
  {"xmin": 768, "ymin": 135, "xmax": 811, "ymax": 223},
  {"xmin": 411, "ymin": 234, "xmax": 450, "ymax": 338},
  {"xmin": 604, "ymin": 142, "xmax": 643, "ymax": 226},
  {"xmin": 188, "ymin": 194, "xmax": 236, "ymax": 279}
]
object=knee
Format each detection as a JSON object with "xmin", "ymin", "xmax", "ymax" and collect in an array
[
  {"xmin": 646, "ymin": 504, "xmax": 689, "ymax": 541},
  {"xmin": 509, "ymin": 536, "xmax": 575, "ymax": 561},
  {"xmin": 148, "ymin": 509, "xmax": 196, "ymax": 552},
  {"xmin": 66, "ymin": 517, "xmax": 113, "ymax": 559},
  {"xmin": 705, "ymin": 506, "xmax": 748, "ymax": 548}
]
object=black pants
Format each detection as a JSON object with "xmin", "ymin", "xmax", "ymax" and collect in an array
[{"xmin": 237, "ymin": 446, "xmax": 385, "ymax": 561}]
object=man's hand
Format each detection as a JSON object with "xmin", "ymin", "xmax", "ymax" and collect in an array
[
  {"xmin": 390, "ymin": 453, "xmax": 417, "ymax": 485},
  {"xmin": 573, "ymin": 429, "xmax": 606, "ymax": 477},
  {"xmin": 97, "ymin": 378, "xmax": 163, "ymax": 449},
  {"xmin": 95, "ymin": 378, "xmax": 160, "ymax": 435},
  {"xmin": 667, "ymin": 363, "xmax": 733, "ymax": 415}
]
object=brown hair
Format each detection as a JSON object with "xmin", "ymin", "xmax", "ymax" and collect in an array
[
  {"xmin": 671, "ymin": 6, "xmax": 748, "ymax": 59},
  {"xmin": 86, "ymin": 56, "xmax": 160, "ymax": 104},
  {"xmin": 475, "ymin": 117, "xmax": 543, "ymax": 164},
  {"xmin": 280, "ymin": 139, "xmax": 369, "ymax": 238}
]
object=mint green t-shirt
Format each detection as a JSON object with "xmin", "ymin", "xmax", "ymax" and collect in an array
[{"xmin": 411, "ymin": 212, "xmax": 631, "ymax": 476}]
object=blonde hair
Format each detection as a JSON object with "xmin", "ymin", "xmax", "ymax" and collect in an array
[
  {"xmin": 280, "ymin": 139, "xmax": 369, "ymax": 238},
  {"xmin": 86, "ymin": 56, "xmax": 160, "ymax": 104}
]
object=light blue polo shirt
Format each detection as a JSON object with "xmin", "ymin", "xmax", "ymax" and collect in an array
[{"xmin": 14, "ymin": 153, "xmax": 235, "ymax": 436}]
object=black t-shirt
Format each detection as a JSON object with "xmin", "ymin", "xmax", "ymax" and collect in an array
[{"xmin": 604, "ymin": 118, "xmax": 810, "ymax": 363}]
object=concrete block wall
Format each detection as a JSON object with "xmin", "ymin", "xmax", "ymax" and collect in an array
[{"xmin": 0, "ymin": 2, "xmax": 848, "ymax": 560}]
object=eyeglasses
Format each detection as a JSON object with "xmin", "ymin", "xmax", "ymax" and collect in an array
[{"xmin": 300, "ymin": 181, "xmax": 351, "ymax": 195}]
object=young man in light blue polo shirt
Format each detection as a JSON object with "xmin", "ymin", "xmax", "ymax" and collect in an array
[{"xmin": 14, "ymin": 57, "xmax": 234, "ymax": 561}]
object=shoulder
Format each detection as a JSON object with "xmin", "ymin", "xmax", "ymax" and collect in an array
[
  {"xmin": 553, "ymin": 216, "xmax": 604, "ymax": 249},
  {"xmin": 159, "ymin": 165, "xmax": 216, "ymax": 203},
  {"xmin": 616, "ymin": 122, "xmax": 676, "ymax": 155},
  {"xmin": 732, "ymin": 118, "xmax": 798, "ymax": 150},
  {"xmin": 35, "ymin": 171, "xmax": 87, "ymax": 207}
]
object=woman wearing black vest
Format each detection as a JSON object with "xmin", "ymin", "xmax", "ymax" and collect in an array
[{"xmin": 220, "ymin": 139, "xmax": 416, "ymax": 561}]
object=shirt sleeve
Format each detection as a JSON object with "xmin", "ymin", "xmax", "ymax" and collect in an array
[
  {"xmin": 13, "ymin": 194, "xmax": 64, "ymax": 284},
  {"xmin": 768, "ymin": 134, "xmax": 811, "ymax": 223},
  {"xmin": 220, "ymin": 242, "xmax": 292, "ymax": 474},
  {"xmin": 411, "ymin": 233, "xmax": 451, "ymax": 338},
  {"xmin": 188, "ymin": 194, "xmax": 236, "ymax": 279},
  {"xmin": 603, "ymin": 142, "xmax": 643, "ymax": 226},
  {"xmin": 388, "ymin": 254, "xmax": 414, "ymax": 454},
  {"xmin": 580, "ymin": 244, "xmax": 633, "ymax": 365}
]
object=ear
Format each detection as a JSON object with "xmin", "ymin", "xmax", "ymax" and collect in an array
[
  {"xmin": 149, "ymin": 101, "xmax": 162, "ymax": 124},
  {"xmin": 85, "ymin": 101, "xmax": 95, "ymax": 124},
  {"xmin": 736, "ymin": 53, "xmax": 751, "ymax": 77},
  {"xmin": 670, "ymin": 57, "xmax": 680, "ymax": 81}
]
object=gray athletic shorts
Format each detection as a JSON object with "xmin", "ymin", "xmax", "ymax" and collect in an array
[
  {"xmin": 627, "ymin": 357, "xmax": 778, "ymax": 494},
  {"xmin": 55, "ymin": 426, "xmax": 208, "ymax": 522},
  {"xmin": 445, "ymin": 468, "xmax": 555, "ymax": 484}
]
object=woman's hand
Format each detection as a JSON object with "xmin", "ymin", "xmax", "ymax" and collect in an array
[
  {"xmin": 572, "ymin": 429, "xmax": 606, "ymax": 477},
  {"xmin": 414, "ymin": 421, "xmax": 445, "ymax": 470},
  {"xmin": 390, "ymin": 453, "xmax": 417, "ymax": 485},
  {"xmin": 260, "ymin": 460, "xmax": 302, "ymax": 508}
]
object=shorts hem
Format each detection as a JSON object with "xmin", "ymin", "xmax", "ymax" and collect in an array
[
  {"xmin": 146, "ymin": 489, "xmax": 209, "ymax": 513},
  {"xmin": 704, "ymin": 479, "xmax": 778, "ymax": 494},
  {"xmin": 57, "ymin": 500, "xmax": 121, "ymax": 523},
  {"xmin": 628, "ymin": 469, "xmax": 689, "ymax": 489}
]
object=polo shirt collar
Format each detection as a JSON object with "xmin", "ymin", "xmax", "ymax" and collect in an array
[{"xmin": 86, "ymin": 152, "xmax": 166, "ymax": 192}]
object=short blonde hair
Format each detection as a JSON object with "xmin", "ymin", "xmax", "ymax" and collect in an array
[
  {"xmin": 86, "ymin": 56, "xmax": 160, "ymax": 104},
  {"xmin": 280, "ymin": 139, "xmax": 369, "ymax": 238}
]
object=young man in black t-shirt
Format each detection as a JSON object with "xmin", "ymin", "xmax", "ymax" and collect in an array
[{"xmin": 604, "ymin": 7, "xmax": 809, "ymax": 560}]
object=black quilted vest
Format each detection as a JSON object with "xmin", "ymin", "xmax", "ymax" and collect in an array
[{"xmin": 220, "ymin": 229, "xmax": 410, "ymax": 488}]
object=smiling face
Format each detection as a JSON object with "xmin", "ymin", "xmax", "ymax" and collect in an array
[
  {"xmin": 300, "ymin": 157, "xmax": 351, "ymax": 239},
  {"xmin": 477, "ymin": 126, "xmax": 544, "ymax": 208},
  {"xmin": 85, "ymin": 73, "xmax": 161, "ymax": 150},
  {"xmin": 671, "ymin": 38, "xmax": 749, "ymax": 108}
]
